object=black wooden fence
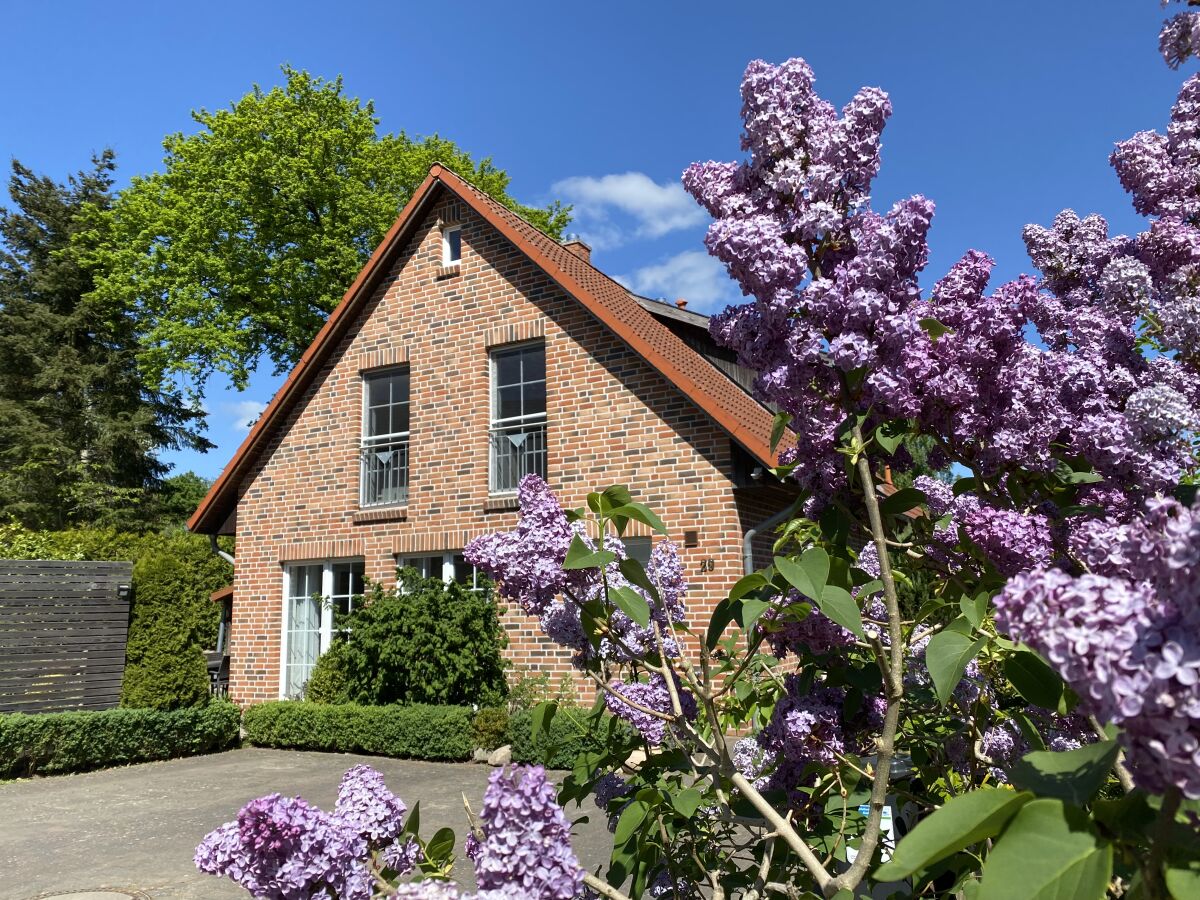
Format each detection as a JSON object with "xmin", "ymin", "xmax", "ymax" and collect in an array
[{"xmin": 0, "ymin": 560, "xmax": 133, "ymax": 714}]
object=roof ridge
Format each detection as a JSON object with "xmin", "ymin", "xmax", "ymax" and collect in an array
[{"xmin": 188, "ymin": 165, "xmax": 784, "ymax": 534}]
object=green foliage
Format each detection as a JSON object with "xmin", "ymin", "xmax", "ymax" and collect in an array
[
  {"xmin": 504, "ymin": 665, "xmax": 578, "ymax": 713},
  {"xmin": 304, "ymin": 641, "xmax": 353, "ymax": 705},
  {"xmin": 0, "ymin": 154, "xmax": 209, "ymax": 529},
  {"xmin": 875, "ymin": 788, "xmax": 1034, "ymax": 881},
  {"xmin": 0, "ymin": 700, "xmax": 239, "ymax": 779},
  {"xmin": 0, "ymin": 523, "xmax": 231, "ymax": 709},
  {"xmin": 977, "ymin": 799, "xmax": 1112, "ymax": 899},
  {"xmin": 120, "ymin": 548, "xmax": 212, "ymax": 710},
  {"xmin": 145, "ymin": 472, "xmax": 213, "ymax": 530},
  {"xmin": 84, "ymin": 65, "xmax": 570, "ymax": 394},
  {"xmin": 472, "ymin": 707, "xmax": 510, "ymax": 751},
  {"xmin": 242, "ymin": 701, "xmax": 474, "ymax": 761},
  {"xmin": 507, "ymin": 705, "xmax": 630, "ymax": 770},
  {"xmin": 324, "ymin": 570, "xmax": 507, "ymax": 707}
]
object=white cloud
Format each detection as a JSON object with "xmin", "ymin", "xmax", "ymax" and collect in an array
[
  {"xmin": 552, "ymin": 172, "xmax": 706, "ymax": 249},
  {"xmin": 223, "ymin": 399, "xmax": 267, "ymax": 432},
  {"xmin": 621, "ymin": 250, "xmax": 737, "ymax": 313}
]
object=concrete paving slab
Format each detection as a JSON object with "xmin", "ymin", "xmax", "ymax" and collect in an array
[{"xmin": 0, "ymin": 748, "xmax": 613, "ymax": 900}]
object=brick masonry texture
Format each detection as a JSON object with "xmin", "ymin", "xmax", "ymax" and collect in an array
[{"xmin": 226, "ymin": 189, "xmax": 790, "ymax": 705}]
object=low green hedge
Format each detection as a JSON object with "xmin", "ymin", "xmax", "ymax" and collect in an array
[
  {"xmin": 0, "ymin": 701, "xmax": 241, "ymax": 779},
  {"xmin": 508, "ymin": 706, "xmax": 632, "ymax": 770},
  {"xmin": 243, "ymin": 701, "xmax": 474, "ymax": 761}
]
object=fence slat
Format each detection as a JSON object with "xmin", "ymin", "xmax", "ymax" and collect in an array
[{"xmin": 0, "ymin": 560, "xmax": 132, "ymax": 714}]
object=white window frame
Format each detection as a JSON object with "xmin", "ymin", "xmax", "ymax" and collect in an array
[
  {"xmin": 442, "ymin": 225, "xmax": 462, "ymax": 266},
  {"xmin": 489, "ymin": 342, "xmax": 548, "ymax": 494},
  {"xmin": 360, "ymin": 368, "xmax": 410, "ymax": 507},
  {"xmin": 396, "ymin": 552, "xmax": 483, "ymax": 591},
  {"xmin": 278, "ymin": 559, "xmax": 364, "ymax": 699}
]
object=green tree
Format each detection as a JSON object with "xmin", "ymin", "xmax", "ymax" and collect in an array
[
  {"xmin": 86, "ymin": 66, "xmax": 570, "ymax": 395},
  {"xmin": 120, "ymin": 547, "xmax": 213, "ymax": 710},
  {"xmin": 146, "ymin": 471, "xmax": 212, "ymax": 530},
  {"xmin": 0, "ymin": 154, "xmax": 210, "ymax": 530}
]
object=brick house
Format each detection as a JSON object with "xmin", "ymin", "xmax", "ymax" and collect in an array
[{"xmin": 188, "ymin": 165, "xmax": 795, "ymax": 706}]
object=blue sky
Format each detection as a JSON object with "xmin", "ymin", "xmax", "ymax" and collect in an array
[{"xmin": 1, "ymin": 1, "xmax": 1188, "ymax": 479}]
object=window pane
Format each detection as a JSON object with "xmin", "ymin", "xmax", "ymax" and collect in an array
[
  {"xmin": 495, "ymin": 351, "xmax": 522, "ymax": 388},
  {"xmin": 368, "ymin": 375, "xmax": 392, "ymax": 409},
  {"xmin": 523, "ymin": 346, "xmax": 545, "ymax": 383},
  {"xmin": 623, "ymin": 537, "xmax": 653, "ymax": 568},
  {"xmin": 498, "ymin": 385, "xmax": 522, "ymax": 420},
  {"xmin": 391, "ymin": 371, "xmax": 409, "ymax": 403},
  {"xmin": 446, "ymin": 228, "xmax": 462, "ymax": 263},
  {"xmin": 290, "ymin": 565, "xmax": 323, "ymax": 598},
  {"xmin": 332, "ymin": 562, "xmax": 364, "ymax": 597},
  {"xmin": 369, "ymin": 406, "xmax": 391, "ymax": 438},
  {"xmin": 393, "ymin": 401, "xmax": 410, "ymax": 434},
  {"xmin": 523, "ymin": 380, "xmax": 546, "ymax": 416}
]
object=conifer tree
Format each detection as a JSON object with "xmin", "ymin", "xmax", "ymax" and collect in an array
[{"xmin": 0, "ymin": 153, "xmax": 210, "ymax": 529}]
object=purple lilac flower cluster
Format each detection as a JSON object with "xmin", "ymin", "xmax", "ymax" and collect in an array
[
  {"xmin": 466, "ymin": 475, "xmax": 688, "ymax": 669},
  {"xmin": 195, "ymin": 792, "xmax": 373, "ymax": 900},
  {"xmin": 746, "ymin": 676, "xmax": 885, "ymax": 810},
  {"xmin": 733, "ymin": 736, "xmax": 776, "ymax": 791},
  {"xmin": 604, "ymin": 672, "xmax": 699, "ymax": 744},
  {"xmin": 592, "ymin": 773, "xmax": 634, "ymax": 832},
  {"xmin": 683, "ymin": 58, "xmax": 1197, "ymax": 542},
  {"xmin": 473, "ymin": 765, "xmax": 583, "ymax": 899},
  {"xmin": 195, "ymin": 764, "xmax": 429, "ymax": 899},
  {"xmin": 1162, "ymin": 2, "xmax": 1200, "ymax": 68},
  {"xmin": 197, "ymin": 764, "xmax": 584, "ymax": 900},
  {"xmin": 996, "ymin": 497, "xmax": 1200, "ymax": 797},
  {"xmin": 462, "ymin": 474, "xmax": 586, "ymax": 616}
]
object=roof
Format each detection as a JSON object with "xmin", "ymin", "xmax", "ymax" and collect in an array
[
  {"xmin": 188, "ymin": 165, "xmax": 785, "ymax": 534},
  {"xmin": 634, "ymin": 295, "xmax": 715, "ymax": 330}
]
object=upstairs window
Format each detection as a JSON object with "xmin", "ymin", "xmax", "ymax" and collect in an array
[
  {"xmin": 442, "ymin": 226, "xmax": 462, "ymax": 266},
  {"xmin": 361, "ymin": 368, "xmax": 410, "ymax": 507},
  {"xmin": 489, "ymin": 343, "xmax": 547, "ymax": 494}
]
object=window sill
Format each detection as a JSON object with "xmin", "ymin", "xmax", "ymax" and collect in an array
[
  {"xmin": 483, "ymin": 494, "xmax": 520, "ymax": 512},
  {"xmin": 352, "ymin": 505, "xmax": 408, "ymax": 524},
  {"xmin": 436, "ymin": 264, "xmax": 461, "ymax": 279}
]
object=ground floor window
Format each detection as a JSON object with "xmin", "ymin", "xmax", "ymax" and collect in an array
[
  {"xmin": 281, "ymin": 559, "xmax": 364, "ymax": 699},
  {"xmin": 397, "ymin": 552, "xmax": 483, "ymax": 590}
]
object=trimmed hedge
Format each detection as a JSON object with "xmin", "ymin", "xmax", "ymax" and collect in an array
[
  {"xmin": 0, "ymin": 701, "xmax": 240, "ymax": 779},
  {"xmin": 243, "ymin": 701, "xmax": 474, "ymax": 761},
  {"xmin": 508, "ymin": 706, "xmax": 633, "ymax": 770}
]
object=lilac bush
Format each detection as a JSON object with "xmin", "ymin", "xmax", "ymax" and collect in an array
[
  {"xmin": 201, "ymin": 11, "xmax": 1200, "ymax": 899},
  {"xmin": 460, "ymin": 18, "xmax": 1199, "ymax": 896}
]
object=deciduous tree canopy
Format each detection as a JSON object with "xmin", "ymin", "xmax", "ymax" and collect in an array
[{"xmin": 85, "ymin": 66, "xmax": 571, "ymax": 395}]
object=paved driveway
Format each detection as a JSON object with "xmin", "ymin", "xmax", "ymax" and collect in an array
[{"xmin": 0, "ymin": 748, "xmax": 614, "ymax": 900}]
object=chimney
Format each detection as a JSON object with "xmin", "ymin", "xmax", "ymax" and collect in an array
[
  {"xmin": 561, "ymin": 233, "xmax": 591, "ymax": 264},
  {"xmin": 675, "ymin": 298, "xmax": 688, "ymax": 309}
]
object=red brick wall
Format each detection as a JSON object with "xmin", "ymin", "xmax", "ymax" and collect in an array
[{"xmin": 226, "ymin": 189, "xmax": 789, "ymax": 705}]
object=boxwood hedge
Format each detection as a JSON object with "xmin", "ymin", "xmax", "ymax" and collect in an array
[
  {"xmin": 242, "ymin": 701, "xmax": 474, "ymax": 761},
  {"xmin": 0, "ymin": 701, "xmax": 240, "ymax": 779}
]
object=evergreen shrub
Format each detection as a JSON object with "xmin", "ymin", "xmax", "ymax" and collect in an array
[{"xmin": 310, "ymin": 570, "xmax": 507, "ymax": 707}]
